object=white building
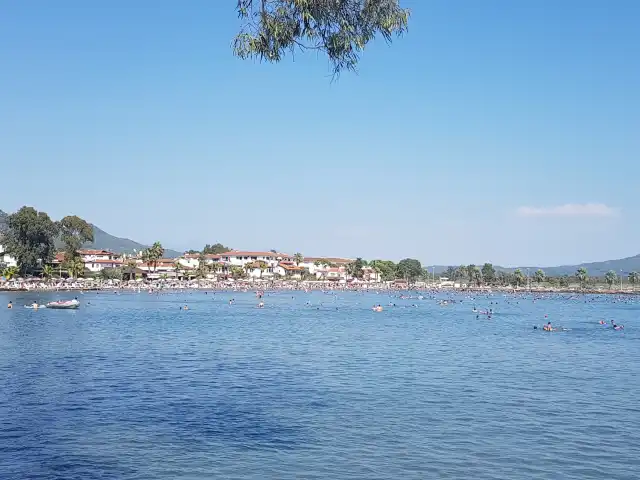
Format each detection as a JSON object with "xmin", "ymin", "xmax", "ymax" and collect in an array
[
  {"xmin": 0, "ymin": 244, "xmax": 18, "ymax": 268},
  {"xmin": 136, "ymin": 259, "xmax": 177, "ymax": 279},
  {"xmin": 219, "ymin": 251, "xmax": 294, "ymax": 268},
  {"xmin": 84, "ymin": 258, "xmax": 124, "ymax": 273}
]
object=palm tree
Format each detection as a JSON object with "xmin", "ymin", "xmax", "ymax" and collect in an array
[
  {"xmin": 2, "ymin": 266, "xmax": 18, "ymax": 280},
  {"xmin": 533, "ymin": 269, "xmax": 545, "ymax": 284},
  {"xmin": 230, "ymin": 265, "xmax": 245, "ymax": 279},
  {"xmin": 173, "ymin": 261, "xmax": 182, "ymax": 280},
  {"xmin": 42, "ymin": 264, "xmax": 54, "ymax": 282},
  {"xmin": 66, "ymin": 257, "xmax": 85, "ymax": 278},
  {"xmin": 575, "ymin": 267, "xmax": 588, "ymax": 289},
  {"xmin": 604, "ymin": 270, "xmax": 617, "ymax": 289},
  {"xmin": 628, "ymin": 271, "xmax": 639, "ymax": 290},
  {"xmin": 513, "ymin": 269, "xmax": 525, "ymax": 287},
  {"xmin": 294, "ymin": 252, "xmax": 304, "ymax": 265},
  {"xmin": 244, "ymin": 262, "xmax": 255, "ymax": 277},
  {"xmin": 126, "ymin": 259, "xmax": 138, "ymax": 280},
  {"xmin": 149, "ymin": 242, "xmax": 164, "ymax": 273},
  {"xmin": 455, "ymin": 265, "xmax": 467, "ymax": 282},
  {"xmin": 257, "ymin": 260, "xmax": 268, "ymax": 278}
]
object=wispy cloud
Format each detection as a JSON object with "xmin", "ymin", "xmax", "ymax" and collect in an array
[{"xmin": 516, "ymin": 203, "xmax": 619, "ymax": 218}]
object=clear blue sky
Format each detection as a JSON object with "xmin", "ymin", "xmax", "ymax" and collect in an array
[{"xmin": 1, "ymin": 0, "xmax": 638, "ymax": 267}]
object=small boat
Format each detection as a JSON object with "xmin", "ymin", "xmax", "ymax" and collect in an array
[{"xmin": 46, "ymin": 299, "xmax": 80, "ymax": 310}]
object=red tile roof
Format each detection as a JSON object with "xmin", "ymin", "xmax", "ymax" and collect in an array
[
  {"xmin": 78, "ymin": 249, "xmax": 114, "ymax": 255},
  {"xmin": 279, "ymin": 263, "xmax": 304, "ymax": 271},
  {"xmin": 91, "ymin": 259, "xmax": 124, "ymax": 264}
]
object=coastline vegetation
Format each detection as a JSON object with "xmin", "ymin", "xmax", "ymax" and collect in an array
[{"xmin": 0, "ymin": 206, "xmax": 637, "ymax": 291}]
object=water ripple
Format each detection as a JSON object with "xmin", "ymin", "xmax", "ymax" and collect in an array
[{"xmin": 1, "ymin": 291, "xmax": 639, "ymax": 479}]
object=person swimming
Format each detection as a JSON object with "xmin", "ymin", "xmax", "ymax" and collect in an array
[
  {"xmin": 7, "ymin": 301, "xmax": 12, "ymax": 309},
  {"xmin": 543, "ymin": 321, "xmax": 553, "ymax": 332},
  {"xmin": 258, "ymin": 302, "xmax": 264, "ymax": 308}
]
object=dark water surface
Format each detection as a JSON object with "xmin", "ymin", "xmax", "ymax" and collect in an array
[{"xmin": 1, "ymin": 290, "xmax": 638, "ymax": 479}]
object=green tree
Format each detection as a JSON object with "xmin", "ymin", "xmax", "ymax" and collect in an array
[
  {"xmin": 203, "ymin": 243, "xmax": 231, "ymax": 255},
  {"xmin": 455, "ymin": 265, "xmax": 467, "ymax": 281},
  {"xmin": 196, "ymin": 253, "xmax": 209, "ymax": 279},
  {"xmin": 396, "ymin": 258, "xmax": 422, "ymax": 283},
  {"xmin": 513, "ymin": 269, "xmax": 525, "ymax": 287},
  {"xmin": 575, "ymin": 267, "xmax": 588, "ymax": 289},
  {"xmin": 146, "ymin": 242, "xmax": 165, "ymax": 273},
  {"xmin": 604, "ymin": 270, "xmax": 617, "ymax": 289},
  {"xmin": 58, "ymin": 215, "xmax": 94, "ymax": 260},
  {"xmin": 628, "ymin": 271, "xmax": 639, "ymax": 290},
  {"xmin": 234, "ymin": 0, "xmax": 410, "ymax": 75},
  {"xmin": 41, "ymin": 264, "xmax": 54, "ymax": 281},
  {"xmin": 369, "ymin": 260, "xmax": 397, "ymax": 281},
  {"xmin": 1, "ymin": 207, "xmax": 58, "ymax": 275},
  {"xmin": 443, "ymin": 266, "xmax": 456, "ymax": 281},
  {"xmin": 100, "ymin": 267, "xmax": 123, "ymax": 281},
  {"xmin": 347, "ymin": 257, "xmax": 365, "ymax": 279},
  {"xmin": 2, "ymin": 266, "xmax": 18, "ymax": 280},
  {"xmin": 558, "ymin": 275, "xmax": 570, "ymax": 287},
  {"xmin": 257, "ymin": 260, "xmax": 269, "ymax": 278},
  {"xmin": 466, "ymin": 264, "xmax": 479, "ymax": 285},
  {"xmin": 534, "ymin": 269, "xmax": 546, "ymax": 284},
  {"xmin": 294, "ymin": 252, "xmax": 304, "ymax": 265},
  {"xmin": 481, "ymin": 263, "xmax": 496, "ymax": 285},
  {"xmin": 174, "ymin": 260, "xmax": 184, "ymax": 279},
  {"xmin": 230, "ymin": 265, "xmax": 245, "ymax": 279},
  {"xmin": 66, "ymin": 256, "xmax": 85, "ymax": 278}
]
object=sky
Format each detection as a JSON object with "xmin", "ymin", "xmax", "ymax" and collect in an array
[{"xmin": 1, "ymin": 0, "xmax": 638, "ymax": 267}]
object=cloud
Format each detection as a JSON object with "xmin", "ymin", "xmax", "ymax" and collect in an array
[{"xmin": 516, "ymin": 203, "xmax": 619, "ymax": 218}]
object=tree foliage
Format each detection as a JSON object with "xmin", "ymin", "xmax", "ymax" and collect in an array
[
  {"xmin": 481, "ymin": 263, "xmax": 496, "ymax": 284},
  {"xmin": 234, "ymin": 0, "xmax": 410, "ymax": 75},
  {"xmin": 100, "ymin": 267, "xmax": 123, "ymax": 281},
  {"xmin": 1, "ymin": 206, "xmax": 58, "ymax": 275},
  {"xmin": 369, "ymin": 259, "xmax": 396, "ymax": 281},
  {"xmin": 396, "ymin": 258, "xmax": 422, "ymax": 283},
  {"xmin": 203, "ymin": 243, "xmax": 231, "ymax": 255},
  {"xmin": 513, "ymin": 269, "xmax": 525, "ymax": 287},
  {"xmin": 604, "ymin": 270, "xmax": 617, "ymax": 289},
  {"xmin": 58, "ymin": 215, "xmax": 94, "ymax": 259},
  {"xmin": 346, "ymin": 257, "xmax": 365, "ymax": 279},
  {"xmin": 141, "ymin": 242, "xmax": 164, "ymax": 273},
  {"xmin": 575, "ymin": 267, "xmax": 588, "ymax": 289},
  {"xmin": 65, "ymin": 256, "xmax": 85, "ymax": 278},
  {"xmin": 2, "ymin": 266, "xmax": 18, "ymax": 280}
]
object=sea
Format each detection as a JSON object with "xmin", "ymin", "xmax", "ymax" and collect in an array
[{"xmin": 0, "ymin": 289, "xmax": 638, "ymax": 479}]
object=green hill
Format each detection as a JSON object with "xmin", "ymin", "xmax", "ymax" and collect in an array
[{"xmin": 0, "ymin": 209, "xmax": 181, "ymax": 257}]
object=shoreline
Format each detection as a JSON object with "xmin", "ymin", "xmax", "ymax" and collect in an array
[{"xmin": 1, "ymin": 283, "xmax": 637, "ymax": 295}]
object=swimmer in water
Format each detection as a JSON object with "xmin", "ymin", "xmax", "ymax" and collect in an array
[
  {"xmin": 258, "ymin": 302, "xmax": 264, "ymax": 308},
  {"xmin": 183, "ymin": 305, "xmax": 189, "ymax": 310},
  {"xmin": 7, "ymin": 301, "xmax": 12, "ymax": 309},
  {"xmin": 543, "ymin": 321, "xmax": 553, "ymax": 332}
]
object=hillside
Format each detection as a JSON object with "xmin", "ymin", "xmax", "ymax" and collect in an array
[
  {"xmin": 0, "ymin": 209, "xmax": 181, "ymax": 257},
  {"xmin": 428, "ymin": 254, "xmax": 640, "ymax": 278},
  {"xmin": 78, "ymin": 224, "xmax": 182, "ymax": 258}
]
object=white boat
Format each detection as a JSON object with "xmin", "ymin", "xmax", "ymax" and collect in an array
[{"xmin": 46, "ymin": 299, "xmax": 80, "ymax": 310}]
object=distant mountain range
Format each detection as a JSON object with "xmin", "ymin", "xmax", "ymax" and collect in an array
[
  {"xmin": 427, "ymin": 255, "xmax": 640, "ymax": 278},
  {"xmin": 0, "ymin": 209, "xmax": 181, "ymax": 257}
]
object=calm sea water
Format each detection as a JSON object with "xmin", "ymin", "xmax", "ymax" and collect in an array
[{"xmin": 0, "ymin": 290, "xmax": 638, "ymax": 479}]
